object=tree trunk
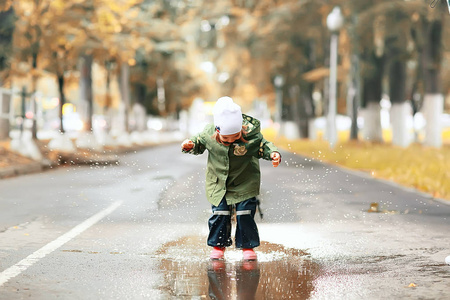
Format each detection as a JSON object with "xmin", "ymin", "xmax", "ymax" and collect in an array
[
  {"xmin": 137, "ymin": 84, "xmax": 146, "ymax": 105},
  {"xmin": 0, "ymin": 90, "xmax": 10, "ymax": 140},
  {"xmin": 298, "ymin": 39, "xmax": 316, "ymax": 139},
  {"xmin": 361, "ymin": 54, "xmax": 384, "ymax": 142},
  {"xmin": 361, "ymin": 102, "xmax": 382, "ymax": 142},
  {"xmin": 295, "ymin": 84, "xmax": 314, "ymax": 139},
  {"xmin": 284, "ymin": 85, "xmax": 300, "ymax": 140},
  {"xmin": 349, "ymin": 54, "xmax": 360, "ymax": 140},
  {"xmin": 31, "ymin": 52, "xmax": 38, "ymax": 139},
  {"xmin": 104, "ymin": 61, "xmax": 112, "ymax": 116},
  {"xmin": 389, "ymin": 60, "xmax": 411, "ymax": 147},
  {"xmin": 80, "ymin": 55, "xmax": 93, "ymax": 132},
  {"xmin": 422, "ymin": 19, "xmax": 443, "ymax": 147},
  {"xmin": 299, "ymin": 91, "xmax": 313, "ymax": 139},
  {"xmin": 129, "ymin": 83, "xmax": 146, "ymax": 132},
  {"xmin": 119, "ymin": 62, "xmax": 130, "ymax": 133},
  {"xmin": 57, "ymin": 74, "xmax": 66, "ymax": 133},
  {"xmin": 391, "ymin": 102, "xmax": 411, "ymax": 147},
  {"xmin": 157, "ymin": 77, "xmax": 166, "ymax": 115},
  {"xmin": 423, "ymin": 94, "xmax": 443, "ymax": 147}
]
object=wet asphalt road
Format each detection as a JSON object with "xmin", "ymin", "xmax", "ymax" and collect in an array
[{"xmin": 0, "ymin": 143, "xmax": 449, "ymax": 299}]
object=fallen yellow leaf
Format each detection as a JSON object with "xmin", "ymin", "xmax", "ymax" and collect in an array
[
  {"xmin": 368, "ymin": 202, "xmax": 379, "ymax": 213},
  {"xmin": 408, "ymin": 283, "xmax": 417, "ymax": 288}
]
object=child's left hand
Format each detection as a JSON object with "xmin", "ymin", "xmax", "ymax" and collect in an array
[
  {"xmin": 271, "ymin": 152, "xmax": 281, "ymax": 167},
  {"xmin": 181, "ymin": 139, "xmax": 194, "ymax": 151}
]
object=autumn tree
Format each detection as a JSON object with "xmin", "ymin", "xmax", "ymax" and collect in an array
[
  {"xmin": 80, "ymin": 0, "xmax": 191, "ymax": 134},
  {"xmin": 251, "ymin": 0, "xmax": 330, "ymax": 137},
  {"xmin": 12, "ymin": 0, "xmax": 55, "ymax": 139},
  {"xmin": 355, "ymin": 0, "xmax": 420, "ymax": 146},
  {"xmin": 6, "ymin": 0, "xmax": 448, "ymax": 148},
  {"xmin": 179, "ymin": 0, "xmax": 336, "ymax": 137},
  {"xmin": 0, "ymin": 4, "xmax": 14, "ymax": 83},
  {"xmin": 0, "ymin": 3, "xmax": 15, "ymax": 139},
  {"xmin": 39, "ymin": 1, "xmax": 87, "ymax": 133},
  {"xmin": 127, "ymin": 2, "xmax": 193, "ymax": 120},
  {"xmin": 350, "ymin": 0, "xmax": 387, "ymax": 142},
  {"xmin": 352, "ymin": 0, "xmax": 447, "ymax": 146},
  {"xmin": 412, "ymin": 0, "xmax": 447, "ymax": 147}
]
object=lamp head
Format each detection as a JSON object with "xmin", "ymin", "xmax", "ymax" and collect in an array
[
  {"xmin": 327, "ymin": 7, "xmax": 344, "ymax": 32},
  {"xmin": 274, "ymin": 75, "xmax": 284, "ymax": 88}
]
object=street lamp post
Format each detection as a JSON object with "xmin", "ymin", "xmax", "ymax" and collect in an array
[
  {"xmin": 326, "ymin": 7, "xmax": 344, "ymax": 148},
  {"xmin": 274, "ymin": 75, "xmax": 284, "ymax": 135}
]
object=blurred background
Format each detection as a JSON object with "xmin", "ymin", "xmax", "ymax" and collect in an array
[{"xmin": 0, "ymin": 0, "xmax": 449, "ymax": 150}]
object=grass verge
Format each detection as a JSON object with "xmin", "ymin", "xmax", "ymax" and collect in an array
[{"xmin": 262, "ymin": 128, "xmax": 450, "ymax": 202}]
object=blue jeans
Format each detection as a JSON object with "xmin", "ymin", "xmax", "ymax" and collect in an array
[{"xmin": 207, "ymin": 197, "xmax": 260, "ymax": 249}]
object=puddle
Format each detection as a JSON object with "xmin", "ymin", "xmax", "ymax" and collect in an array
[{"xmin": 157, "ymin": 235, "xmax": 321, "ymax": 299}]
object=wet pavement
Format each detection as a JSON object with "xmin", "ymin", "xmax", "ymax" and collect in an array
[
  {"xmin": 157, "ymin": 235, "xmax": 318, "ymax": 299},
  {"xmin": 0, "ymin": 143, "xmax": 449, "ymax": 299}
]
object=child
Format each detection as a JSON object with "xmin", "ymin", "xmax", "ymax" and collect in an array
[{"xmin": 181, "ymin": 96, "xmax": 281, "ymax": 260}]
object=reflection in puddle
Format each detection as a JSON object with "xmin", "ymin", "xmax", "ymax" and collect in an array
[
  {"xmin": 157, "ymin": 236, "xmax": 321, "ymax": 299},
  {"xmin": 208, "ymin": 260, "xmax": 260, "ymax": 299}
]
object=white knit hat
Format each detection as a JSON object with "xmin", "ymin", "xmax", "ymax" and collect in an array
[{"xmin": 213, "ymin": 96, "xmax": 243, "ymax": 135}]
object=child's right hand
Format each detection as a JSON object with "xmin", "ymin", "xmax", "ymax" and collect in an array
[
  {"xmin": 271, "ymin": 152, "xmax": 281, "ymax": 167},
  {"xmin": 181, "ymin": 139, "xmax": 194, "ymax": 151}
]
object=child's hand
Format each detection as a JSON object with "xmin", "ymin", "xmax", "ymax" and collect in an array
[
  {"xmin": 181, "ymin": 139, "xmax": 194, "ymax": 151},
  {"xmin": 271, "ymin": 152, "xmax": 281, "ymax": 167}
]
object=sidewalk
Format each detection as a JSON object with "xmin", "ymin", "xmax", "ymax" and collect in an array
[{"xmin": 0, "ymin": 131, "xmax": 184, "ymax": 179}]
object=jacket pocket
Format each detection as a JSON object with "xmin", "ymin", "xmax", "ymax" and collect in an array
[
  {"xmin": 207, "ymin": 172, "xmax": 218, "ymax": 183},
  {"xmin": 206, "ymin": 172, "xmax": 219, "ymax": 197}
]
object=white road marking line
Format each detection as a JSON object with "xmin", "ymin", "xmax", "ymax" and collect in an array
[{"xmin": 0, "ymin": 200, "xmax": 123, "ymax": 287}]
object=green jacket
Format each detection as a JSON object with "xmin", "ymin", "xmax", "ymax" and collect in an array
[{"xmin": 183, "ymin": 114, "xmax": 279, "ymax": 206}]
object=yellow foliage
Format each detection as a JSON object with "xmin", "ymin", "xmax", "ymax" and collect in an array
[
  {"xmin": 443, "ymin": 129, "xmax": 450, "ymax": 141},
  {"xmin": 96, "ymin": 8, "xmax": 122, "ymax": 33},
  {"xmin": 50, "ymin": 0, "xmax": 65, "ymax": 12},
  {"xmin": 13, "ymin": 1, "xmax": 33, "ymax": 16},
  {"xmin": 262, "ymin": 128, "xmax": 450, "ymax": 202},
  {"xmin": 0, "ymin": 0, "xmax": 13, "ymax": 11}
]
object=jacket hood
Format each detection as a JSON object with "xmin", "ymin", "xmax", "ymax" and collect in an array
[{"xmin": 242, "ymin": 114, "xmax": 260, "ymax": 137}]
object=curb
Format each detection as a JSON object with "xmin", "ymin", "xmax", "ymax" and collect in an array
[
  {"xmin": 57, "ymin": 152, "xmax": 120, "ymax": 166},
  {"xmin": 0, "ymin": 162, "xmax": 43, "ymax": 179},
  {"xmin": 0, "ymin": 140, "xmax": 182, "ymax": 180},
  {"xmin": 0, "ymin": 154, "xmax": 120, "ymax": 180}
]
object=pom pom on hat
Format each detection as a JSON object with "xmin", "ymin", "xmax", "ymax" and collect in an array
[{"xmin": 213, "ymin": 96, "xmax": 243, "ymax": 135}]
